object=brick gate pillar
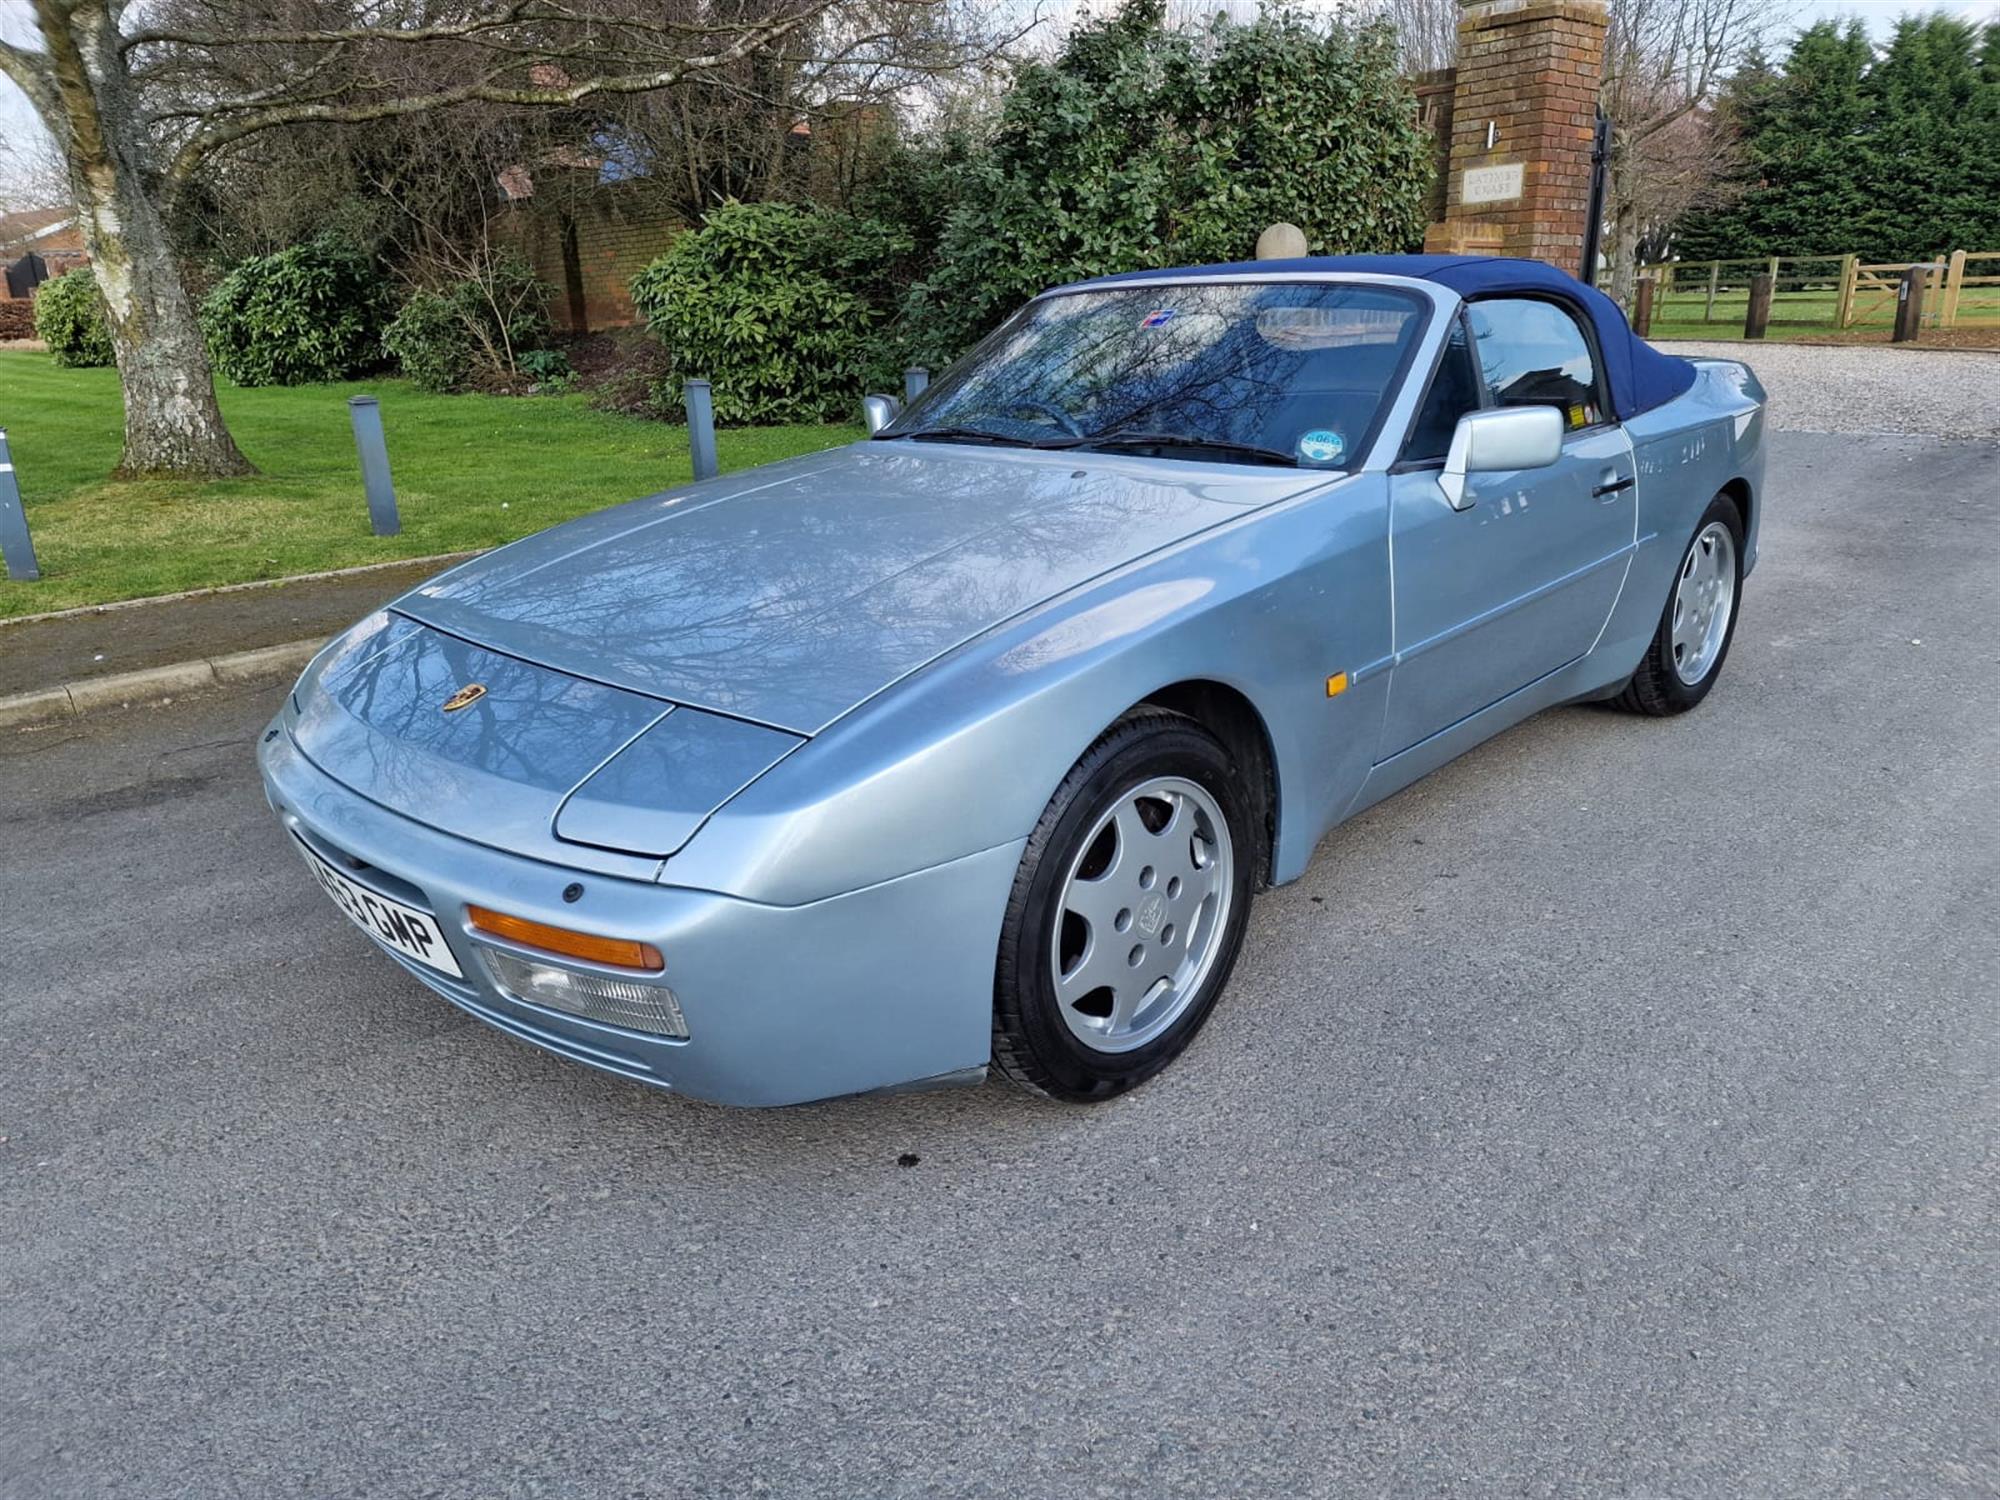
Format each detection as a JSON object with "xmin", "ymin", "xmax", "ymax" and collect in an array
[{"xmin": 1423, "ymin": 0, "xmax": 1607, "ymax": 270}]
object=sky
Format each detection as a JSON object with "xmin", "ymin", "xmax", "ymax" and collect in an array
[
  {"xmin": 1795, "ymin": 0, "xmax": 2000, "ymax": 31},
  {"xmin": 3, "ymin": 0, "xmax": 1999, "ymax": 208}
]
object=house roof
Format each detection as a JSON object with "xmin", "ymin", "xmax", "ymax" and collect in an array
[{"xmin": 0, "ymin": 207, "xmax": 75, "ymax": 249}]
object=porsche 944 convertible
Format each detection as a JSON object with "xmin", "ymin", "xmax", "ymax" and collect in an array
[{"xmin": 260, "ymin": 254, "xmax": 1766, "ymax": 1105}]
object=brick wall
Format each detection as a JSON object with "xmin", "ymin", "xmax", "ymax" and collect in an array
[
  {"xmin": 502, "ymin": 184, "xmax": 682, "ymax": 333},
  {"xmin": 1423, "ymin": 0, "xmax": 1606, "ymax": 270},
  {"xmin": 1413, "ymin": 69, "xmax": 1459, "ymax": 227}
]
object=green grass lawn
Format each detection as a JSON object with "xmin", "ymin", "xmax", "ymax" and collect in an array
[{"xmin": 0, "ymin": 352, "xmax": 860, "ymax": 619}]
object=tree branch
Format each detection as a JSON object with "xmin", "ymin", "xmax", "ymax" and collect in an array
[
  {"xmin": 163, "ymin": 0, "xmax": 840, "ymax": 185},
  {"xmin": 121, "ymin": 0, "xmax": 866, "ymax": 54},
  {"xmin": 144, "ymin": 42, "xmax": 354, "ymax": 121},
  {"xmin": 122, "ymin": 3, "xmax": 536, "ymax": 54},
  {"xmin": 1623, "ymin": 95, "xmax": 1708, "ymax": 147},
  {"xmin": 0, "ymin": 35, "xmax": 59, "ymax": 124}
]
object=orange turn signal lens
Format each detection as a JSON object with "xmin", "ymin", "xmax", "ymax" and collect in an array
[
  {"xmin": 1325, "ymin": 671, "xmax": 1349, "ymax": 698},
  {"xmin": 466, "ymin": 905, "xmax": 664, "ymax": 972}
]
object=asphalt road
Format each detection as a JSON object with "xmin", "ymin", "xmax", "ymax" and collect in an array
[{"xmin": 3, "ymin": 431, "xmax": 1995, "ymax": 1500}]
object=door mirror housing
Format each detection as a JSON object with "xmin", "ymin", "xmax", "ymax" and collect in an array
[
  {"xmin": 862, "ymin": 393, "xmax": 902, "ymax": 435},
  {"xmin": 1439, "ymin": 405, "xmax": 1565, "ymax": 510}
]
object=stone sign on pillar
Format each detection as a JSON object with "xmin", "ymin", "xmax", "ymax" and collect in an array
[{"xmin": 1423, "ymin": 0, "xmax": 1608, "ymax": 270}]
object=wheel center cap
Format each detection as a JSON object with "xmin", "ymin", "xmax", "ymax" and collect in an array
[{"xmin": 1135, "ymin": 892, "xmax": 1167, "ymax": 935}]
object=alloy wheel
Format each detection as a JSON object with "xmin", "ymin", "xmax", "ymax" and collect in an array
[
  {"xmin": 1048, "ymin": 775, "xmax": 1235, "ymax": 1054},
  {"xmin": 1672, "ymin": 520, "xmax": 1738, "ymax": 685}
]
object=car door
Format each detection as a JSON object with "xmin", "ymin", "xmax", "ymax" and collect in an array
[{"xmin": 1378, "ymin": 297, "xmax": 1637, "ymax": 758}]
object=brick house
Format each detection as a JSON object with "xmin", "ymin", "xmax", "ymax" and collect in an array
[
  {"xmin": 498, "ymin": 163, "xmax": 680, "ymax": 333},
  {"xmin": 2, "ymin": 207, "xmax": 88, "ymax": 283},
  {"xmin": 1, "ymin": 207, "xmax": 88, "ymax": 336},
  {"xmin": 495, "ymin": 104, "xmax": 892, "ymax": 333}
]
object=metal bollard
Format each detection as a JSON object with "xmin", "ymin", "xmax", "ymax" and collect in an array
[
  {"xmin": 0, "ymin": 428, "xmax": 40, "ymax": 582},
  {"xmin": 347, "ymin": 396, "xmax": 401, "ymax": 537},
  {"xmin": 903, "ymin": 367, "xmax": 930, "ymax": 402},
  {"xmin": 683, "ymin": 378, "xmax": 719, "ymax": 482}
]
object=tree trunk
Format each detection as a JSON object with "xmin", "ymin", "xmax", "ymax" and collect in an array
[
  {"xmin": 1606, "ymin": 167, "xmax": 1643, "ymax": 312},
  {"xmin": 32, "ymin": 0, "xmax": 252, "ymax": 478}
]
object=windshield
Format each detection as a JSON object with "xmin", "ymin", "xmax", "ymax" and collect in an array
[{"xmin": 883, "ymin": 281, "xmax": 1430, "ymax": 468}]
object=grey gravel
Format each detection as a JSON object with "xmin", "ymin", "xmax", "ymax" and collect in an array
[
  {"xmin": 2, "ymin": 432, "xmax": 1996, "ymax": 1500},
  {"xmin": 1668, "ymin": 339, "xmax": 2000, "ymax": 438}
]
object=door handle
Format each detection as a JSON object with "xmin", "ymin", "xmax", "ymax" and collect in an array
[{"xmin": 1592, "ymin": 476, "xmax": 1634, "ymax": 498}]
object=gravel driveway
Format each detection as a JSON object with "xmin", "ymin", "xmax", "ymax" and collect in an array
[{"xmin": 1666, "ymin": 340, "xmax": 2000, "ymax": 439}]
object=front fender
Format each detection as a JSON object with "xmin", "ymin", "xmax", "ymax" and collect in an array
[{"xmin": 663, "ymin": 473, "xmax": 1396, "ymax": 906}]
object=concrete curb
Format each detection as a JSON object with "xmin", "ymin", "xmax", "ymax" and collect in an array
[
  {"xmin": 0, "ymin": 637, "xmax": 320, "ymax": 731},
  {"xmin": 0, "ymin": 550, "xmax": 483, "ymax": 630}
]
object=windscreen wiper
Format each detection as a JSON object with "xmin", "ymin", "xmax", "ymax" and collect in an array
[
  {"xmin": 1048, "ymin": 431, "xmax": 1300, "ymax": 466},
  {"xmin": 877, "ymin": 426, "xmax": 1040, "ymax": 448}
]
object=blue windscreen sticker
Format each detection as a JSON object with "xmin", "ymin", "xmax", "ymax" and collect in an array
[{"xmin": 1296, "ymin": 429, "xmax": 1346, "ymax": 466}]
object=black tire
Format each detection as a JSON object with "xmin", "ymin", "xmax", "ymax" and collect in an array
[
  {"xmin": 1615, "ymin": 491, "xmax": 1746, "ymax": 716},
  {"xmin": 993, "ymin": 711, "xmax": 1256, "ymax": 1102}
]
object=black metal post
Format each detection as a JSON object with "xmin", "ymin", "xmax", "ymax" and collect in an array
[
  {"xmin": 0, "ymin": 428, "xmax": 41, "ymax": 582},
  {"xmin": 1744, "ymin": 274, "xmax": 1774, "ymax": 339},
  {"xmin": 1580, "ymin": 107, "xmax": 1611, "ymax": 286},
  {"xmin": 1892, "ymin": 265, "xmax": 1926, "ymax": 343},
  {"xmin": 346, "ymin": 396, "xmax": 401, "ymax": 537}
]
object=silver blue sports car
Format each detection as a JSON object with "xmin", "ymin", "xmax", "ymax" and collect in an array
[{"xmin": 259, "ymin": 254, "xmax": 1766, "ymax": 1106}]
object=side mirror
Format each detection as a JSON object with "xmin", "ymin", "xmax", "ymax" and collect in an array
[
  {"xmin": 1439, "ymin": 405, "xmax": 1565, "ymax": 510},
  {"xmin": 862, "ymin": 393, "xmax": 902, "ymax": 435}
]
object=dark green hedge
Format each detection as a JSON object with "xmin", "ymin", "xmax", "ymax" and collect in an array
[
  {"xmin": 34, "ymin": 268, "xmax": 115, "ymax": 367},
  {"xmin": 201, "ymin": 236, "xmax": 390, "ymax": 386},
  {"xmin": 630, "ymin": 203, "xmax": 909, "ymax": 425},
  {"xmin": 901, "ymin": 2, "xmax": 1434, "ymax": 361}
]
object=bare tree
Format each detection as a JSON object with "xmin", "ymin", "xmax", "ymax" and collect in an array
[
  {"xmin": 0, "ymin": 98, "xmax": 68, "ymax": 215},
  {"xmin": 1599, "ymin": 0, "xmax": 1773, "ymax": 302},
  {"xmin": 0, "ymin": 0, "xmax": 1007, "ymax": 477},
  {"xmin": 1356, "ymin": 0, "xmax": 1776, "ymax": 300},
  {"xmin": 1369, "ymin": 0, "xmax": 1457, "ymax": 74}
]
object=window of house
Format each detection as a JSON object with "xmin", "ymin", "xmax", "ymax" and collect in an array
[{"xmin": 1465, "ymin": 297, "xmax": 1604, "ymax": 430}]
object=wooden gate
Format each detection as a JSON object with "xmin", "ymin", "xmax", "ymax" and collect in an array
[
  {"xmin": 1840, "ymin": 252, "xmax": 2000, "ymax": 328},
  {"xmin": 1936, "ymin": 251, "xmax": 2000, "ymax": 326},
  {"xmin": 1841, "ymin": 260, "xmax": 1941, "ymax": 327}
]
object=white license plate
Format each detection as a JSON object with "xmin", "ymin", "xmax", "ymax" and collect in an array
[{"xmin": 297, "ymin": 839, "xmax": 464, "ymax": 979}]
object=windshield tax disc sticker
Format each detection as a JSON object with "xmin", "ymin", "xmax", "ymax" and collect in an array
[
  {"xmin": 1296, "ymin": 429, "xmax": 1346, "ymax": 465},
  {"xmin": 1139, "ymin": 308, "xmax": 1178, "ymax": 329}
]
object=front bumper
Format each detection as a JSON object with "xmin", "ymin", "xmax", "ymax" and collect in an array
[{"xmin": 259, "ymin": 719, "xmax": 1021, "ymax": 1106}]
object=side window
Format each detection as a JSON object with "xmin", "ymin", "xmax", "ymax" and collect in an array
[
  {"xmin": 1465, "ymin": 298, "xmax": 1604, "ymax": 431},
  {"xmin": 1403, "ymin": 318, "xmax": 1482, "ymax": 462}
]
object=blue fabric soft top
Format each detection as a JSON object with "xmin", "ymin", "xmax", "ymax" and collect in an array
[{"xmin": 1062, "ymin": 253, "xmax": 1698, "ymax": 422}]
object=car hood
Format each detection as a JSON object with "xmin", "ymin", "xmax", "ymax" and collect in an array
[
  {"xmin": 290, "ymin": 615, "xmax": 806, "ymax": 862},
  {"xmin": 393, "ymin": 442, "xmax": 1312, "ymax": 734}
]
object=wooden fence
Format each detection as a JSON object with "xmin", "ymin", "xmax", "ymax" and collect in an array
[{"xmin": 1637, "ymin": 251, "xmax": 2000, "ymax": 331}]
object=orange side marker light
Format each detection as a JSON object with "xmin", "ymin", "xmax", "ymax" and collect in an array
[{"xmin": 466, "ymin": 905, "xmax": 665, "ymax": 971}]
